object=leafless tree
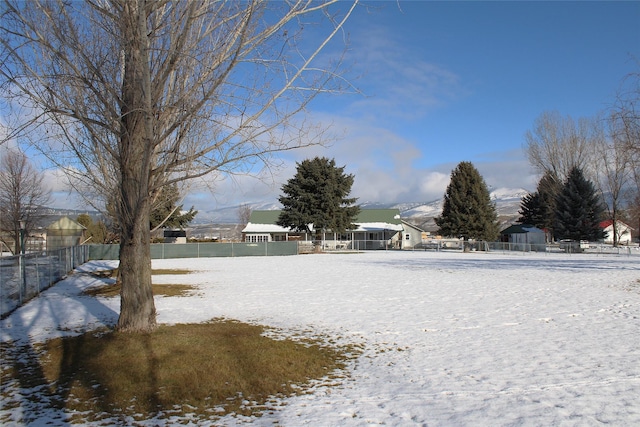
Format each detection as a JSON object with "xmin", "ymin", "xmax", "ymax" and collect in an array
[
  {"xmin": 592, "ymin": 116, "xmax": 632, "ymax": 246},
  {"xmin": 524, "ymin": 111, "xmax": 597, "ymax": 183},
  {"xmin": 610, "ymin": 70, "xmax": 640, "ymax": 244},
  {"xmin": 238, "ymin": 204, "xmax": 252, "ymax": 228},
  {"xmin": 1, "ymin": 0, "xmax": 358, "ymax": 332},
  {"xmin": 0, "ymin": 148, "xmax": 51, "ymax": 254}
]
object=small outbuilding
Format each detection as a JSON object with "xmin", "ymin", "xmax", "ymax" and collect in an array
[
  {"xmin": 400, "ymin": 220, "xmax": 428, "ymax": 250},
  {"xmin": 46, "ymin": 217, "xmax": 86, "ymax": 251},
  {"xmin": 163, "ymin": 229, "xmax": 187, "ymax": 244},
  {"xmin": 599, "ymin": 220, "xmax": 634, "ymax": 245},
  {"xmin": 499, "ymin": 224, "xmax": 546, "ymax": 251}
]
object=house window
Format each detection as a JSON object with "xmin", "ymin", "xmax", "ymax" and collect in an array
[
  {"xmin": 405, "ymin": 234, "xmax": 410, "ymax": 240},
  {"xmin": 246, "ymin": 234, "xmax": 269, "ymax": 242}
]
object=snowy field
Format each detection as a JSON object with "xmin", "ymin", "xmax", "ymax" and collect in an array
[{"xmin": 1, "ymin": 250, "xmax": 639, "ymax": 426}]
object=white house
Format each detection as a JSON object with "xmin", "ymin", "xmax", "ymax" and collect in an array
[
  {"xmin": 599, "ymin": 220, "xmax": 634, "ymax": 245},
  {"xmin": 242, "ymin": 209, "xmax": 405, "ymax": 250}
]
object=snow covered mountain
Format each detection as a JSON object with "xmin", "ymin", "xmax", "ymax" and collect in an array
[
  {"xmin": 195, "ymin": 188, "xmax": 529, "ymax": 226},
  {"xmin": 194, "ymin": 201, "xmax": 281, "ymax": 223},
  {"xmin": 396, "ymin": 187, "xmax": 528, "ymax": 230},
  {"xmin": 386, "ymin": 187, "xmax": 527, "ymax": 218}
]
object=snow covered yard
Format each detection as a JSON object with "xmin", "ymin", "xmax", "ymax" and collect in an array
[{"xmin": 1, "ymin": 250, "xmax": 639, "ymax": 426}]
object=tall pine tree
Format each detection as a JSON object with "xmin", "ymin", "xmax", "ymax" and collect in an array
[
  {"xmin": 554, "ymin": 167, "xmax": 606, "ymax": 241},
  {"xmin": 277, "ymin": 157, "xmax": 359, "ymax": 237},
  {"xmin": 537, "ymin": 171, "xmax": 561, "ymax": 236},
  {"xmin": 518, "ymin": 192, "xmax": 543, "ymax": 226},
  {"xmin": 435, "ymin": 161, "xmax": 499, "ymax": 241},
  {"xmin": 518, "ymin": 171, "xmax": 560, "ymax": 240}
]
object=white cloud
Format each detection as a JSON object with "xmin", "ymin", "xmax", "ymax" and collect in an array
[
  {"xmin": 343, "ymin": 24, "xmax": 467, "ymax": 122},
  {"xmin": 417, "ymin": 171, "xmax": 451, "ymax": 199},
  {"xmin": 184, "ymin": 110, "xmax": 536, "ymax": 212}
]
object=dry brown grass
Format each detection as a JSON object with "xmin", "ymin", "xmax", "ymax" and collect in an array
[
  {"xmin": 83, "ymin": 283, "xmax": 196, "ymax": 298},
  {"xmin": 90, "ymin": 267, "xmax": 192, "ymax": 278},
  {"xmin": 151, "ymin": 268, "xmax": 192, "ymax": 275},
  {"xmin": 83, "ymin": 268, "xmax": 197, "ymax": 298},
  {"xmin": 2, "ymin": 320, "xmax": 358, "ymax": 423}
]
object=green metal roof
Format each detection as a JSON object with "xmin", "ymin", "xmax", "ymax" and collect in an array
[
  {"xmin": 248, "ymin": 208, "xmax": 401, "ymax": 225},
  {"xmin": 354, "ymin": 209, "xmax": 401, "ymax": 225},
  {"xmin": 500, "ymin": 224, "xmax": 543, "ymax": 234},
  {"xmin": 248, "ymin": 210, "xmax": 282, "ymax": 225}
]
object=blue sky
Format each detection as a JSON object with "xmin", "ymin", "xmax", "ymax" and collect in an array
[
  {"xmin": 190, "ymin": 0, "xmax": 639, "ymax": 215},
  {"xmin": 4, "ymin": 1, "xmax": 638, "ymax": 217}
]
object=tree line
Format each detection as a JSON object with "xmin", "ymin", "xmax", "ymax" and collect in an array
[
  {"xmin": 275, "ymin": 144, "xmax": 636, "ymax": 248},
  {"xmin": 522, "ymin": 96, "xmax": 639, "ymax": 246}
]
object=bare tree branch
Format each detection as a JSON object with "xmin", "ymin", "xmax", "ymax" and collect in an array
[
  {"xmin": 0, "ymin": 148, "xmax": 51, "ymax": 254},
  {"xmin": 1, "ymin": 0, "xmax": 359, "ymax": 332}
]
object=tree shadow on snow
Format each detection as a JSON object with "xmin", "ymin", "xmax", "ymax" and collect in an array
[{"xmin": 1, "ymin": 267, "xmax": 119, "ymax": 425}]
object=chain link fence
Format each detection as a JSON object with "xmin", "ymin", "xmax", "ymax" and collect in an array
[
  {"xmin": 410, "ymin": 240, "xmax": 639, "ymax": 256},
  {"xmin": 0, "ymin": 246, "xmax": 90, "ymax": 318}
]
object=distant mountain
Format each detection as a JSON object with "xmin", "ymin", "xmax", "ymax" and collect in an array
[
  {"xmin": 39, "ymin": 188, "xmax": 530, "ymax": 228},
  {"xmin": 194, "ymin": 201, "xmax": 281, "ymax": 224},
  {"xmin": 398, "ymin": 187, "xmax": 528, "ymax": 231},
  {"xmin": 359, "ymin": 187, "xmax": 528, "ymax": 218},
  {"xmin": 196, "ymin": 187, "xmax": 529, "ymax": 228},
  {"xmin": 491, "ymin": 188, "xmax": 529, "ymax": 217}
]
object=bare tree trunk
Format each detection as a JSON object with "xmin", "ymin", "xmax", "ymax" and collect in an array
[
  {"xmin": 117, "ymin": 200, "xmax": 156, "ymax": 332},
  {"xmin": 116, "ymin": 0, "xmax": 157, "ymax": 332}
]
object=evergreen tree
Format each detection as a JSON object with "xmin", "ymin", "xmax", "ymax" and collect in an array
[
  {"xmin": 518, "ymin": 192, "xmax": 543, "ymax": 226},
  {"xmin": 277, "ymin": 157, "xmax": 360, "ymax": 236},
  {"xmin": 554, "ymin": 167, "xmax": 606, "ymax": 241},
  {"xmin": 537, "ymin": 171, "xmax": 561, "ymax": 236},
  {"xmin": 518, "ymin": 171, "xmax": 560, "ymax": 239},
  {"xmin": 435, "ymin": 161, "xmax": 499, "ymax": 241},
  {"xmin": 150, "ymin": 184, "xmax": 197, "ymax": 230}
]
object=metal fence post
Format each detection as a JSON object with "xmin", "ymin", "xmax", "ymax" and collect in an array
[
  {"xmin": 35, "ymin": 252, "xmax": 41, "ymax": 294},
  {"xmin": 18, "ymin": 254, "xmax": 24, "ymax": 305}
]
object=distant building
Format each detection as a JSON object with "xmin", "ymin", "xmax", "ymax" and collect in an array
[
  {"xmin": 163, "ymin": 229, "xmax": 187, "ymax": 244},
  {"xmin": 499, "ymin": 224, "xmax": 546, "ymax": 251},
  {"xmin": 46, "ymin": 217, "xmax": 86, "ymax": 251},
  {"xmin": 599, "ymin": 220, "xmax": 634, "ymax": 245},
  {"xmin": 400, "ymin": 220, "xmax": 428, "ymax": 250},
  {"xmin": 242, "ymin": 209, "xmax": 405, "ymax": 250}
]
